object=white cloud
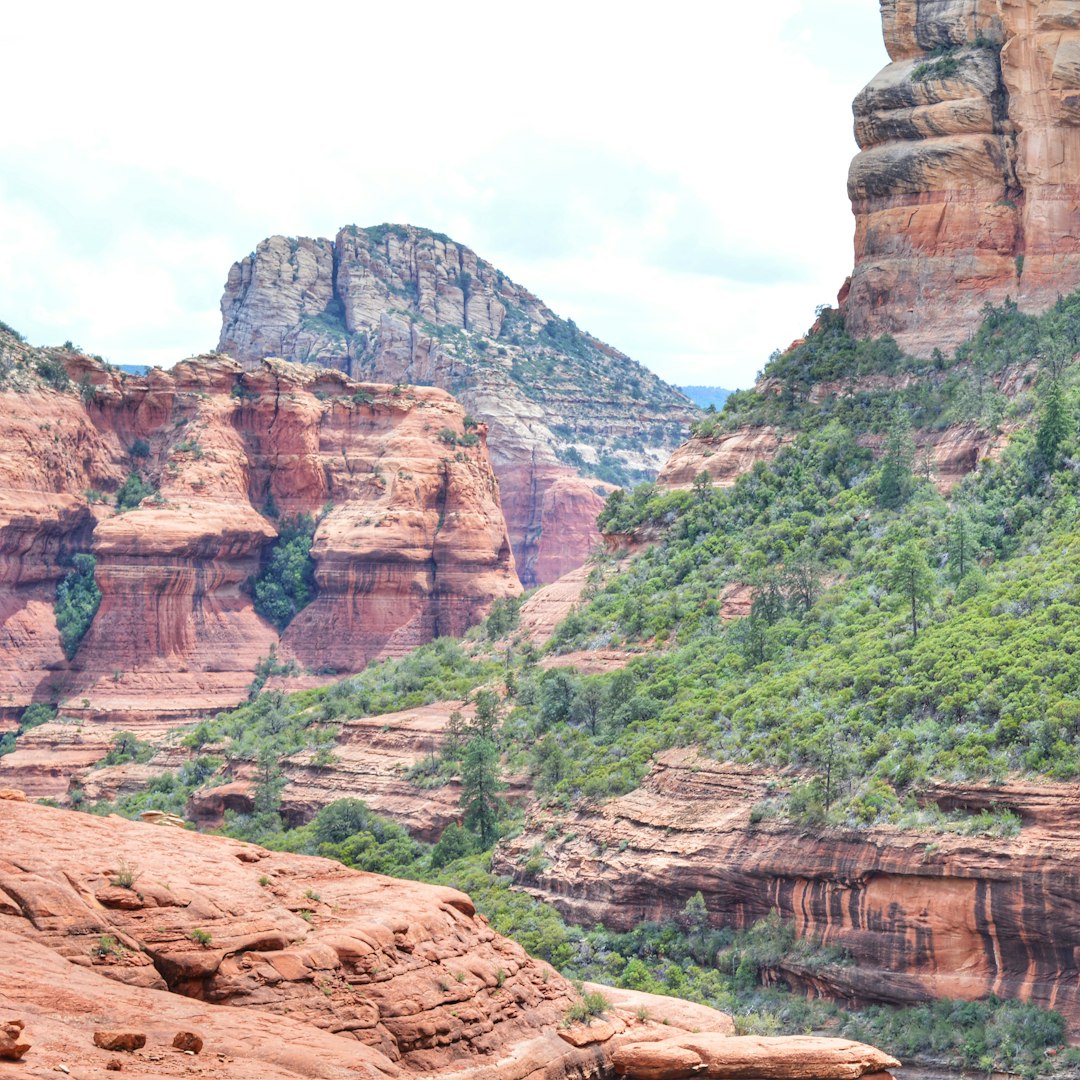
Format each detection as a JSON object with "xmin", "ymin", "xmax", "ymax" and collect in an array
[{"xmin": 0, "ymin": 0, "xmax": 888, "ymax": 388}]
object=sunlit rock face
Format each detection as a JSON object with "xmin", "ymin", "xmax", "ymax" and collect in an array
[{"xmin": 843, "ymin": 0, "xmax": 1080, "ymax": 356}]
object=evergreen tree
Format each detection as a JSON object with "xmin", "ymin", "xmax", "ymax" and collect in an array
[
  {"xmin": 460, "ymin": 735, "xmax": 503, "ymax": 847},
  {"xmin": 878, "ymin": 409, "xmax": 914, "ymax": 508},
  {"xmin": 948, "ymin": 512, "xmax": 973, "ymax": 581},
  {"xmin": 1036, "ymin": 377, "xmax": 1070, "ymax": 472},
  {"xmin": 889, "ymin": 539, "xmax": 934, "ymax": 642}
]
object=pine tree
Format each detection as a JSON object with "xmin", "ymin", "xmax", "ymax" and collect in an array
[
  {"xmin": 1036, "ymin": 377, "xmax": 1070, "ymax": 472},
  {"xmin": 878, "ymin": 409, "xmax": 914, "ymax": 508},
  {"xmin": 460, "ymin": 736, "xmax": 503, "ymax": 847},
  {"xmin": 889, "ymin": 539, "xmax": 934, "ymax": 642}
]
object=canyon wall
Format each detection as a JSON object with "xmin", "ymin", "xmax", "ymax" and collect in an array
[
  {"xmin": 843, "ymin": 0, "xmax": 1080, "ymax": 355},
  {"xmin": 0, "ymin": 336, "xmax": 518, "ymax": 724},
  {"xmin": 217, "ymin": 225, "xmax": 698, "ymax": 585},
  {"xmin": 495, "ymin": 749, "xmax": 1080, "ymax": 1033}
]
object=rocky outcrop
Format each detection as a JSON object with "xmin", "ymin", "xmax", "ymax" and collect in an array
[
  {"xmin": 657, "ymin": 429, "xmax": 793, "ymax": 489},
  {"xmin": 217, "ymin": 225, "xmax": 697, "ymax": 585},
  {"xmin": 495, "ymin": 748, "xmax": 1080, "ymax": 1034},
  {"xmin": 611, "ymin": 1035, "xmax": 899, "ymax": 1080},
  {"xmin": 0, "ymin": 336, "xmax": 518, "ymax": 731},
  {"xmin": 656, "ymin": 420, "xmax": 1010, "ymax": 496},
  {"xmin": 0, "ymin": 797, "xmax": 770, "ymax": 1079},
  {"xmin": 843, "ymin": 0, "xmax": 1080, "ymax": 354}
]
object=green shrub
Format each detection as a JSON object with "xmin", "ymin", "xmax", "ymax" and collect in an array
[
  {"xmin": 115, "ymin": 472, "xmax": 157, "ymax": 510},
  {"xmin": 34, "ymin": 355, "xmax": 71, "ymax": 390},
  {"xmin": 55, "ymin": 553, "xmax": 101, "ymax": 659},
  {"xmin": 252, "ymin": 514, "xmax": 317, "ymax": 630}
]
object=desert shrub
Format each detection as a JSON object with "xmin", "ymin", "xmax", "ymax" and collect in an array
[{"xmin": 115, "ymin": 472, "xmax": 157, "ymax": 510}]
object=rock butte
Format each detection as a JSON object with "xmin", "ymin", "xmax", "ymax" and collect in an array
[
  {"xmin": 495, "ymin": 748, "xmax": 1080, "ymax": 1035},
  {"xmin": 0, "ymin": 796, "xmax": 899, "ymax": 1080},
  {"xmin": 217, "ymin": 225, "xmax": 698, "ymax": 586},
  {"xmin": 842, "ymin": 0, "xmax": 1080, "ymax": 354},
  {"xmin": 0, "ymin": 345, "xmax": 519, "ymax": 727}
]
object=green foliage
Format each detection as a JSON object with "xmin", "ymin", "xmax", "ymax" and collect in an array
[
  {"xmin": 115, "ymin": 471, "xmax": 157, "ymax": 510},
  {"xmin": 55, "ymin": 553, "xmax": 101, "ymax": 659},
  {"xmin": 564, "ymin": 990, "xmax": 610, "ymax": 1024},
  {"xmin": 110, "ymin": 859, "xmax": 141, "ymax": 889},
  {"xmin": 21, "ymin": 703, "xmax": 56, "ymax": 729},
  {"xmin": 912, "ymin": 53, "xmax": 961, "ymax": 81},
  {"xmin": 878, "ymin": 408, "xmax": 914, "ymax": 507},
  {"xmin": 252, "ymin": 514, "xmax": 317, "ymax": 631},
  {"xmin": 100, "ymin": 732, "xmax": 154, "ymax": 767},
  {"xmin": 34, "ymin": 355, "xmax": 71, "ymax": 390},
  {"xmin": 189, "ymin": 928, "xmax": 213, "ymax": 946},
  {"xmin": 888, "ymin": 539, "xmax": 934, "ymax": 641},
  {"xmin": 1036, "ymin": 378, "xmax": 1071, "ymax": 472}
]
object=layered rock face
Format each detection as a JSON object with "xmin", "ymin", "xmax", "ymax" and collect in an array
[
  {"xmin": 0, "ymin": 796, "xmax": 898, "ymax": 1080},
  {"xmin": 0, "ymin": 337, "xmax": 518, "ymax": 726},
  {"xmin": 843, "ymin": 0, "xmax": 1080, "ymax": 354},
  {"xmin": 495, "ymin": 748, "xmax": 1080, "ymax": 1034},
  {"xmin": 218, "ymin": 225, "xmax": 696, "ymax": 585}
]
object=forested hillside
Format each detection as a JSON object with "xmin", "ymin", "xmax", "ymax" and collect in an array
[{"xmin": 51, "ymin": 292, "xmax": 1080, "ymax": 1073}]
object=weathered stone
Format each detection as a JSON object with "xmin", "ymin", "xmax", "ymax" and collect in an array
[
  {"xmin": 172, "ymin": 1031, "xmax": 203, "ymax": 1053},
  {"xmin": 497, "ymin": 748, "xmax": 1080, "ymax": 1034},
  {"xmin": 0, "ymin": 1019, "xmax": 29, "ymax": 1060},
  {"xmin": 843, "ymin": 0, "xmax": 1080, "ymax": 354},
  {"xmin": 93, "ymin": 1031, "xmax": 145, "ymax": 1052},
  {"xmin": 612, "ymin": 1035, "xmax": 899, "ymax": 1080}
]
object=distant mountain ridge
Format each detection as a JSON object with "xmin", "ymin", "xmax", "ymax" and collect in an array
[
  {"xmin": 680, "ymin": 385, "xmax": 731, "ymax": 410},
  {"xmin": 217, "ymin": 223, "xmax": 699, "ymax": 585}
]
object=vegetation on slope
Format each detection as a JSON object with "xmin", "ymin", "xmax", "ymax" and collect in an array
[
  {"xmin": 251, "ymin": 513, "xmax": 318, "ymax": 631},
  {"xmin": 64, "ymin": 292, "xmax": 1080, "ymax": 1072},
  {"xmin": 54, "ymin": 554, "xmax": 101, "ymax": 660}
]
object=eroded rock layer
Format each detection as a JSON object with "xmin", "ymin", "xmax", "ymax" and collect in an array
[
  {"xmin": 495, "ymin": 748, "xmax": 1080, "ymax": 1034},
  {"xmin": 217, "ymin": 225, "xmax": 697, "ymax": 585},
  {"xmin": 3, "ymin": 796, "xmax": 877, "ymax": 1080},
  {"xmin": 0, "ymin": 342, "xmax": 519, "ymax": 724},
  {"xmin": 843, "ymin": 0, "xmax": 1080, "ymax": 354}
]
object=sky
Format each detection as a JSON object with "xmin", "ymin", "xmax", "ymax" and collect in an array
[{"xmin": 0, "ymin": 1, "xmax": 889, "ymax": 390}]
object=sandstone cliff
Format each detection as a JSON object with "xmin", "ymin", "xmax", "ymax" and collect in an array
[
  {"xmin": 0, "ymin": 330, "xmax": 519, "ymax": 725},
  {"xmin": 494, "ymin": 748, "xmax": 1080, "ymax": 1034},
  {"xmin": 843, "ymin": 0, "xmax": 1080, "ymax": 354},
  {"xmin": 0, "ymin": 794, "xmax": 899, "ymax": 1080},
  {"xmin": 217, "ymin": 225, "xmax": 698, "ymax": 585}
]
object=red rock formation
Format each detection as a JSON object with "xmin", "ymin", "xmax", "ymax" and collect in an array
[
  {"xmin": 217, "ymin": 226, "xmax": 697, "ymax": 585},
  {"xmin": 657, "ymin": 429, "xmax": 792, "ymax": 489},
  {"xmin": 0, "ymin": 797, "xmax": 751, "ymax": 1079},
  {"xmin": 0, "ymin": 344, "xmax": 519, "ymax": 736},
  {"xmin": 843, "ymin": 0, "xmax": 1080, "ymax": 355},
  {"xmin": 611, "ymin": 1035, "xmax": 899, "ymax": 1080},
  {"xmin": 495, "ymin": 748, "xmax": 1080, "ymax": 1034}
]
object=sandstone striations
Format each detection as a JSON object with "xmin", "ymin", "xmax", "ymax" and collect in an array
[
  {"xmin": 0, "ymin": 331, "xmax": 518, "ymax": 733},
  {"xmin": 217, "ymin": 225, "xmax": 697, "ymax": 585},
  {"xmin": 495, "ymin": 748, "xmax": 1080, "ymax": 1034},
  {"xmin": 0, "ymin": 797, "xmax": 892, "ymax": 1080},
  {"xmin": 843, "ymin": 0, "xmax": 1080, "ymax": 354}
]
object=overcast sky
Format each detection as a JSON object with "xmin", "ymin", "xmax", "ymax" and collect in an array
[{"xmin": 1, "ymin": 1, "xmax": 889, "ymax": 389}]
